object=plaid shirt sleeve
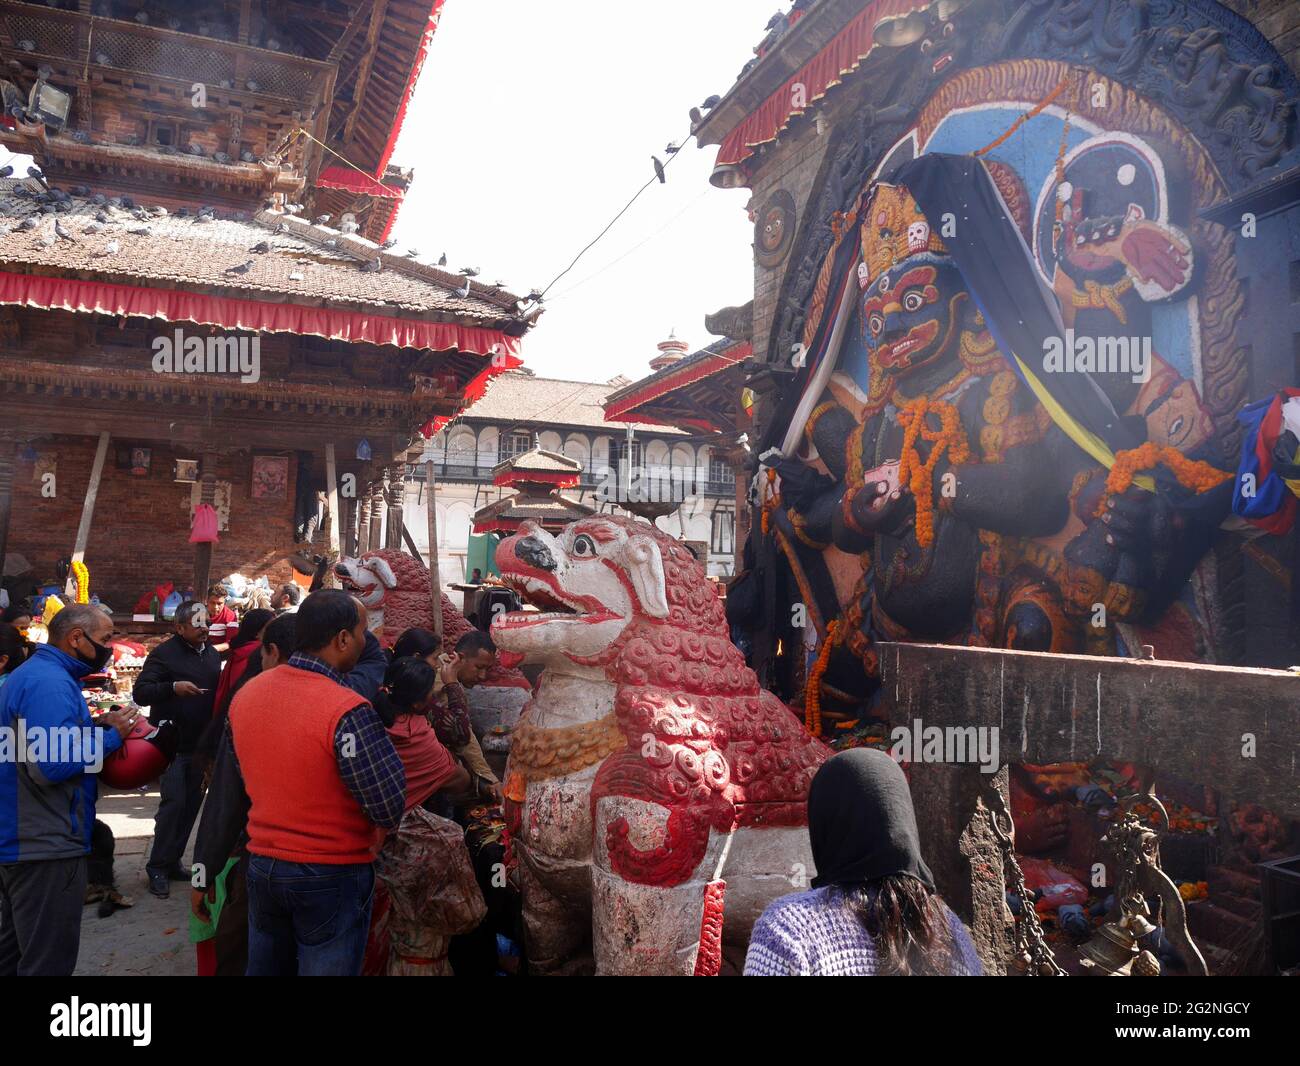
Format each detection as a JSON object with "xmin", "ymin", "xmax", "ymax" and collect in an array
[{"xmin": 334, "ymin": 705, "xmax": 406, "ymax": 829}]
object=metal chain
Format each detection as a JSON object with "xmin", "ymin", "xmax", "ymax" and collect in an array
[{"xmin": 986, "ymin": 783, "xmax": 1068, "ymax": 976}]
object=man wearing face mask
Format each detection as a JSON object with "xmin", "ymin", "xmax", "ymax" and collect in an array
[
  {"xmin": 133, "ymin": 600, "xmax": 221, "ymax": 898},
  {"xmin": 0, "ymin": 604, "xmax": 138, "ymax": 975}
]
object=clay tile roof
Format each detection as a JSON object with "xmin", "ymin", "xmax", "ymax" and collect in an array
[
  {"xmin": 0, "ymin": 178, "xmax": 523, "ymax": 325},
  {"xmin": 492, "ymin": 446, "xmax": 582, "ymax": 478},
  {"xmin": 462, "ymin": 371, "xmax": 683, "ymax": 433},
  {"xmin": 473, "ymin": 492, "xmax": 595, "ymax": 526}
]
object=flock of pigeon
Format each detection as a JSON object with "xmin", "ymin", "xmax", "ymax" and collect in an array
[{"xmin": 0, "ymin": 166, "xmax": 543, "ymax": 313}]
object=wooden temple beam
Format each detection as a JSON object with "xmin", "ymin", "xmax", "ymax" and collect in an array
[
  {"xmin": 327, "ymin": 0, "xmax": 378, "ymax": 63},
  {"xmin": 877, "ymin": 642, "xmax": 1300, "ymax": 819},
  {"xmin": 340, "ymin": 0, "xmax": 391, "ymax": 146},
  {"xmin": 0, "ymin": 399, "xmax": 417, "ymax": 454}
]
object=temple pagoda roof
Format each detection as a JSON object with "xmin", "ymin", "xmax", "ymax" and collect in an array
[
  {"xmin": 0, "ymin": 177, "xmax": 529, "ymax": 340},
  {"xmin": 490, "ymin": 442, "xmax": 582, "ymax": 488},
  {"xmin": 604, "ymin": 337, "xmax": 751, "ymax": 435},
  {"xmin": 472, "ymin": 491, "xmax": 594, "ymax": 535}
]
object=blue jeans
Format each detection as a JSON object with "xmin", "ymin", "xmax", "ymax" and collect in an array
[{"xmin": 245, "ymin": 855, "xmax": 374, "ymax": 976}]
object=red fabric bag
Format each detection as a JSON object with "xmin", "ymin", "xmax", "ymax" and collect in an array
[{"xmin": 189, "ymin": 503, "xmax": 219, "ymax": 544}]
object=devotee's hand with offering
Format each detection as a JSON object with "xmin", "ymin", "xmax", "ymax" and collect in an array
[
  {"xmin": 439, "ymin": 652, "xmax": 461, "ymax": 687},
  {"xmin": 173, "ymin": 680, "xmax": 207, "ymax": 697}
]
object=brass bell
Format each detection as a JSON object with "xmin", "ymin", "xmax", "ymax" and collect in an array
[
  {"xmin": 1078, "ymin": 919, "xmax": 1139, "ymax": 976},
  {"xmin": 1124, "ymin": 913, "xmax": 1157, "ymax": 938}
]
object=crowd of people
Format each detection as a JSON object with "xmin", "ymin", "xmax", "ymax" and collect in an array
[{"xmin": 0, "ymin": 580, "xmax": 981, "ymax": 977}]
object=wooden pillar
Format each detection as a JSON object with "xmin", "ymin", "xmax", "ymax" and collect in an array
[
  {"xmin": 384, "ymin": 462, "xmax": 404, "ymax": 551},
  {"xmin": 66, "ymin": 431, "xmax": 111, "ymax": 598},
  {"xmin": 324, "ymin": 443, "xmax": 340, "ymax": 555},
  {"xmin": 425, "ymin": 460, "xmax": 443, "ymax": 643},
  {"xmin": 192, "ymin": 449, "xmax": 218, "ymax": 600},
  {"xmin": 731, "ymin": 451, "xmax": 750, "ymax": 561},
  {"xmin": 356, "ymin": 490, "xmax": 372, "ymax": 556},
  {"xmin": 343, "ymin": 495, "xmax": 358, "ymax": 557},
  {"xmin": 366, "ymin": 478, "xmax": 385, "ymax": 552},
  {"xmin": 0, "ymin": 441, "xmax": 15, "ymax": 578}
]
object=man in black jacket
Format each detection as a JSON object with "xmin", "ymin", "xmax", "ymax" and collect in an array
[{"xmin": 133, "ymin": 600, "xmax": 221, "ymax": 898}]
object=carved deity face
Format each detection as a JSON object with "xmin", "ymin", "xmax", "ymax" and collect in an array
[
  {"xmin": 761, "ymin": 211, "xmax": 786, "ymax": 253},
  {"xmin": 861, "ymin": 257, "xmax": 965, "ymax": 378}
]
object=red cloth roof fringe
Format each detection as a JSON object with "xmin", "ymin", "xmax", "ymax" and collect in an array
[
  {"xmin": 715, "ymin": 0, "xmax": 920, "ymax": 167},
  {"xmin": 0, "ymin": 270, "xmax": 521, "ymax": 358},
  {"xmin": 317, "ymin": 166, "xmax": 405, "ymax": 199},
  {"xmin": 422, "ymin": 353, "xmax": 521, "ymax": 438},
  {"xmin": 492, "ymin": 470, "xmax": 581, "ymax": 489}
]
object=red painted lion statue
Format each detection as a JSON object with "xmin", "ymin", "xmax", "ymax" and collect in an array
[{"xmin": 491, "ymin": 515, "xmax": 828, "ymax": 975}]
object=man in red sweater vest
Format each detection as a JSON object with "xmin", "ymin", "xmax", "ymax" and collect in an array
[{"xmin": 229, "ymin": 590, "xmax": 405, "ymax": 976}]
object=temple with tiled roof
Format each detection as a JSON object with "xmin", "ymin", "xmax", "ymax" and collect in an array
[
  {"xmin": 0, "ymin": 0, "xmax": 535, "ymax": 619},
  {"xmin": 471, "ymin": 437, "xmax": 593, "ymax": 536}
]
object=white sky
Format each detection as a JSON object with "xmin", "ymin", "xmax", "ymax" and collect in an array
[{"xmin": 388, "ymin": 0, "xmax": 778, "ymax": 384}]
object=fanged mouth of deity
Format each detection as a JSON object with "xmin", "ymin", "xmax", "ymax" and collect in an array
[
  {"xmin": 495, "ymin": 572, "xmax": 616, "ymax": 629},
  {"xmin": 877, "ymin": 321, "xmax": 939, "ymax": 367}
]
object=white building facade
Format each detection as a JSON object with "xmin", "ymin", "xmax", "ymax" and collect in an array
[{"xmin": 403, "ymin": 371, "xmax": 738, "ymax": 601}]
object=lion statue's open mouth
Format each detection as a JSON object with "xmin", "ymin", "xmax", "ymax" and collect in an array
[{"xmin": 490, "ymin": 521, "xmax": 638, "ymax": 663}]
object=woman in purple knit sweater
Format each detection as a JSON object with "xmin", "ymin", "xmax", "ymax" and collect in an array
[{"xmin": 744, "ymin": 748, "xmax": 983, "ymax": 976}]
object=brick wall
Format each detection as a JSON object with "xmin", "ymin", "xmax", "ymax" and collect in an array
[{"xmin": 7, "ymin": 435, "xmax": 297, "ymax": 611}]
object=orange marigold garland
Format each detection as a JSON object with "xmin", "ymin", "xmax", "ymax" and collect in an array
[
  {"xmin": 1098, "ymin": 443, "xmax": 1230, "ymax": 516},
  {"xmin": 760, "ymin": 467, "xmax": 781, "ymax": 535},
  {"xmin": 804, "ymin": 619, "xmax": 840, "ymax": 736},
  {"xmin": 897, "ymin": 396, "xmax": 971, "ymax": 548}
]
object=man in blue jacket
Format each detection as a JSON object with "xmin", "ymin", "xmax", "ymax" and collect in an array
[{"xmin": 0, "ymin": 604, "xmax": 138, "ymax": 975}]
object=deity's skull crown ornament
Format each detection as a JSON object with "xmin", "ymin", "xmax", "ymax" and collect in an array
[{"xmin": 858, "ymin": 182, "xmax": 949, "ymax": 290}]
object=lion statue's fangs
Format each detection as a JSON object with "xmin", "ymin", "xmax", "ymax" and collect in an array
[{"xmin": 491, "ymin": 515, "xmax": 829, "ymax": 975}]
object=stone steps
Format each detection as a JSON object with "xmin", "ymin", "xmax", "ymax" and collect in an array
[{"xmin": 1187, "ymin": 899, "xmax": 1257, "ymax": 946}]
